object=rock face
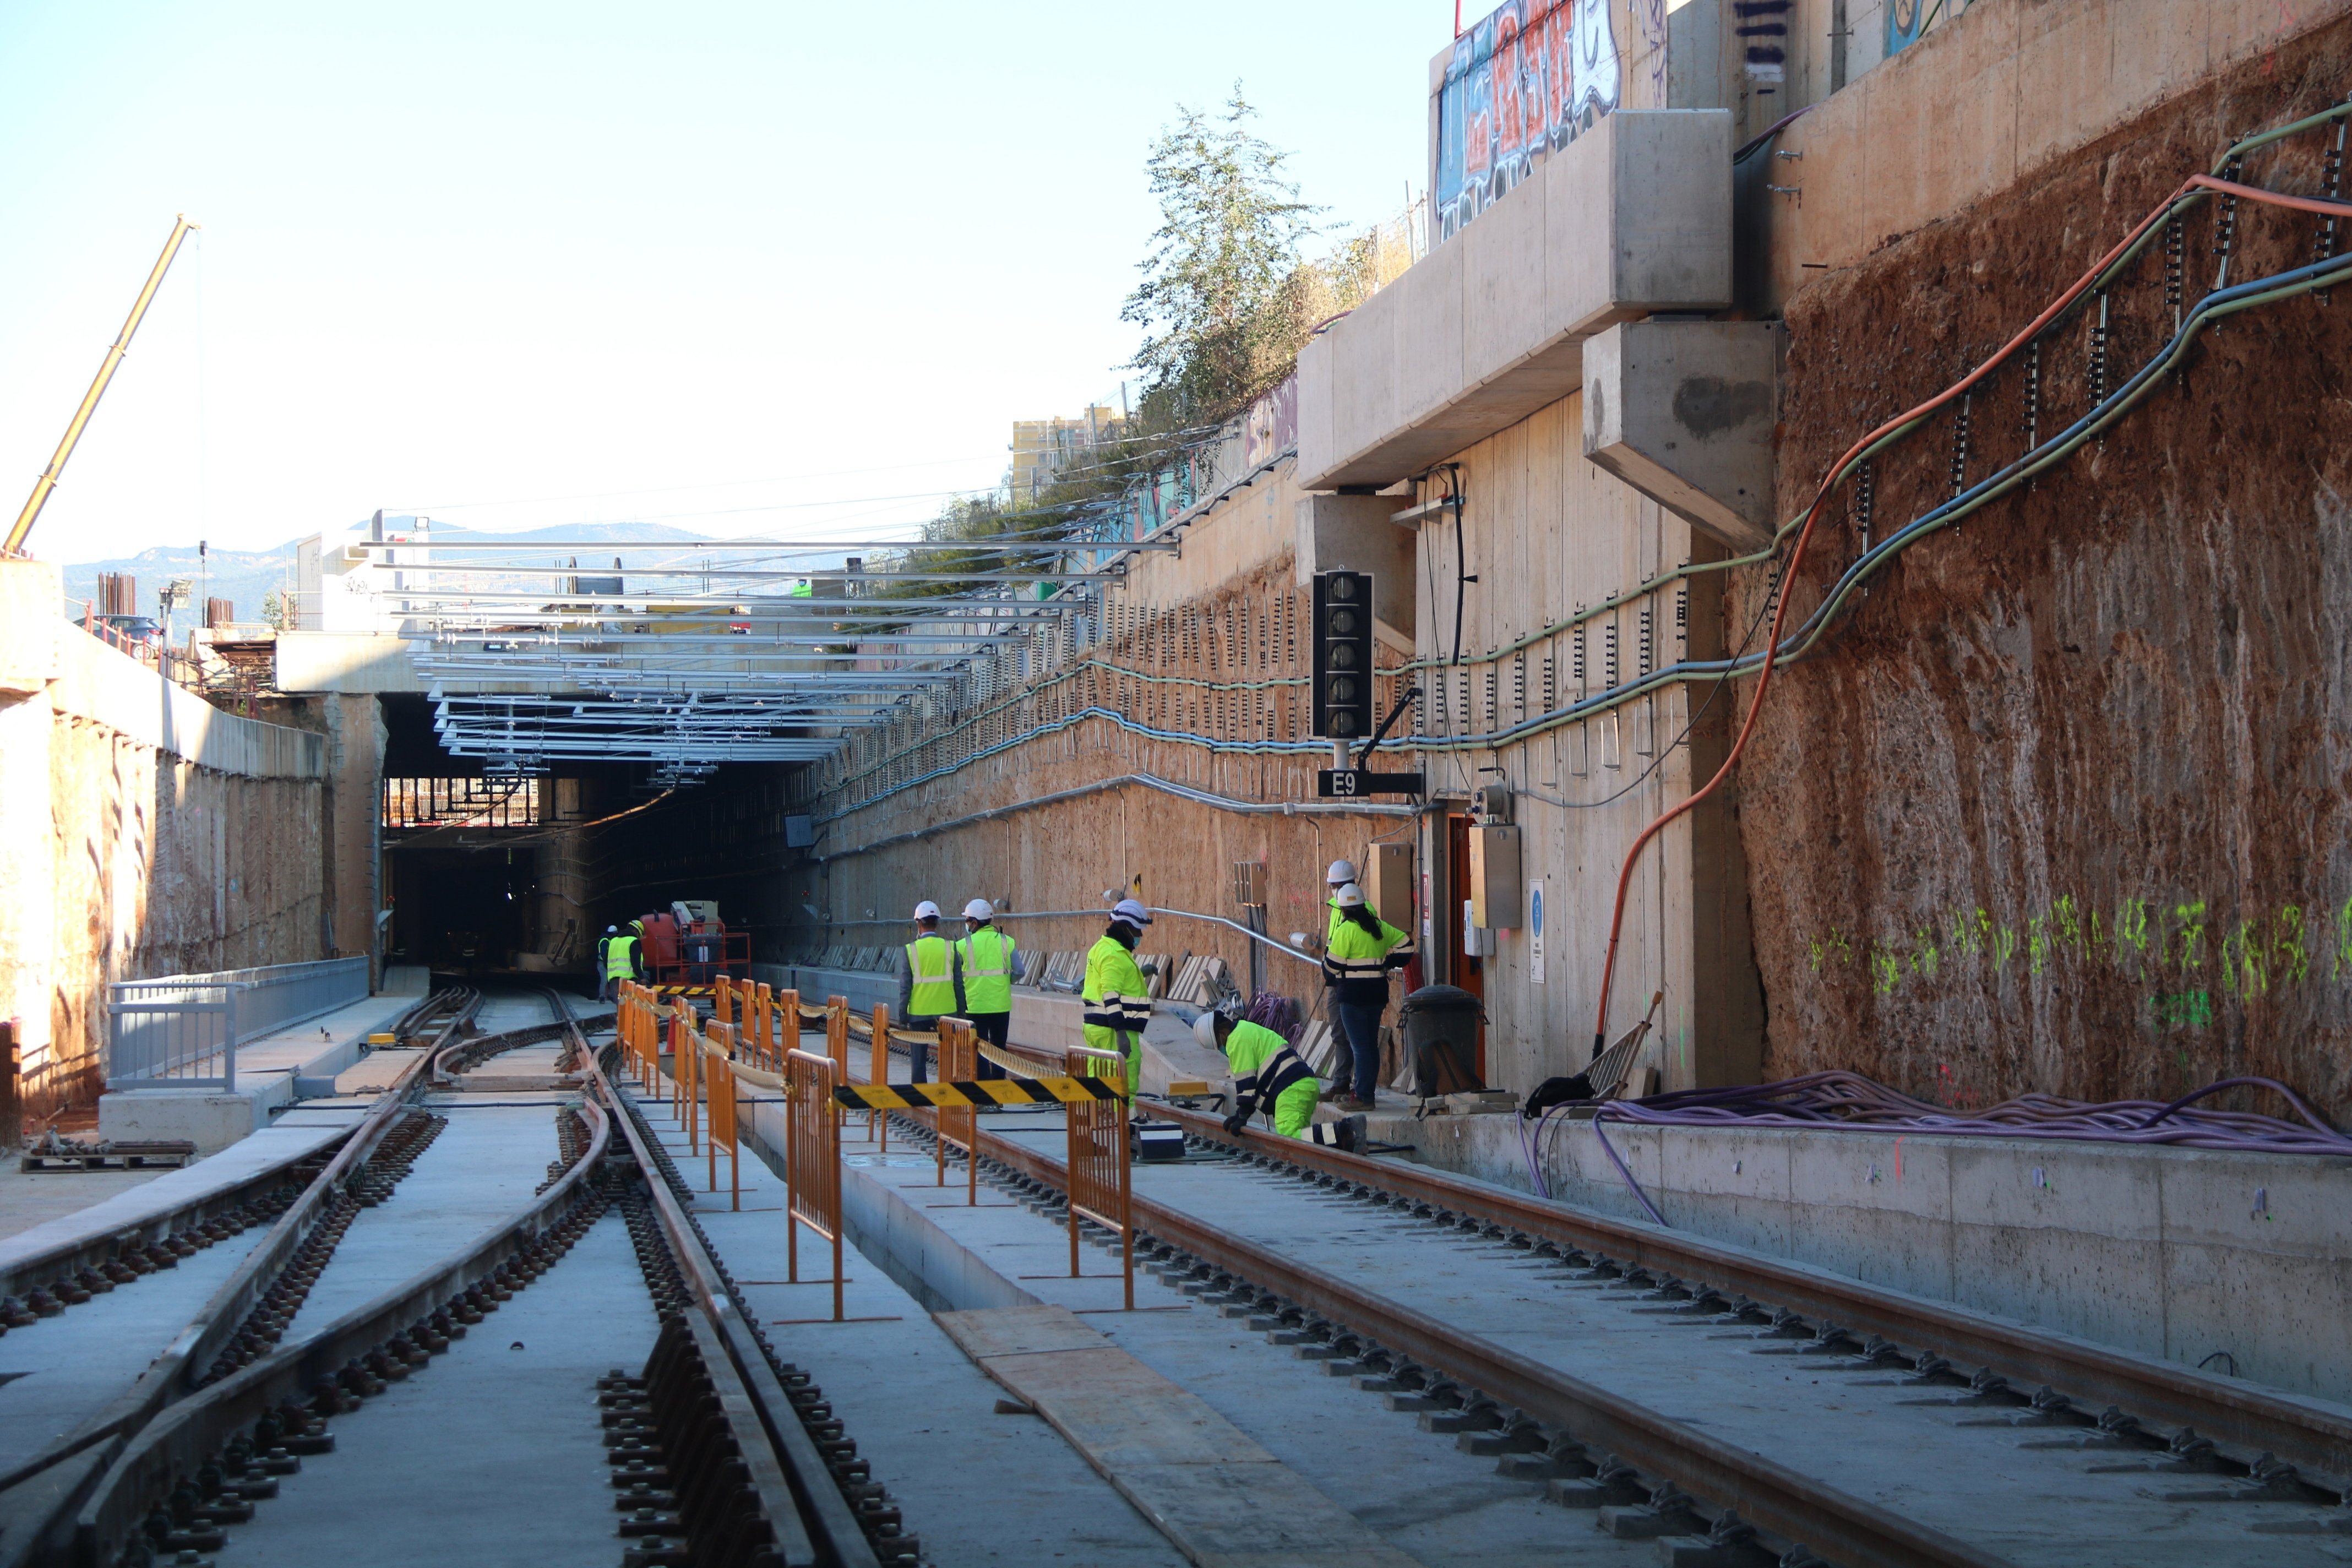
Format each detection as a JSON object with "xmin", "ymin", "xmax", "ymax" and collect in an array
[{"xmin": 1740, "ymin": 26, "xmax": 2352, "ymax": 1119}]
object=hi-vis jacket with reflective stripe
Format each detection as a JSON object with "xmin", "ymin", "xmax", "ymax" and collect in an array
[
  {"xmin": 602, "ymin": 934, "xmax": 639, "ymax": 979},
  {"xmin": 903, "ymin": 934, "xmax": 957, "ymax": 1017},
  {"xmin": 956, "ymin": 925, "xmax": 1016, "ymax": 1013},
  {"xmin": 1082, "ymin": 933, "xmax": 1151, "ymax": 1037},
  {"xmin": 1223, "ymin": 1019, "xmax": 1315, "ymax": 1119},
  {"xmin": 1322, "ymin": 906, "xmax": 1414, "ymax": 1006}
]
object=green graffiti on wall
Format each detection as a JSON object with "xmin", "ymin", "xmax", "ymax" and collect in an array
[{"xmin": 1804, "ymin": 890, "xmax": 2352, "ymax": 1025}]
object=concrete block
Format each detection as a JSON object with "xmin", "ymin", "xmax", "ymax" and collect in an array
[
  {"xmin": 1293, "ymin": 495, "xmax": 1417, "ymax": 645},
  {"xmin": 97, "ymin": 1088, "xmax": 280, "ymax": 1154},
  {"xmin": 1582, "ymin": 319, "xmax": 1782, "ymax": 551}
]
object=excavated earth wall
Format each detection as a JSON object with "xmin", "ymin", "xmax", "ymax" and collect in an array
[{"xmin": 1744, "ymin": 15, "xmax": 2352, "ymax": 1118}]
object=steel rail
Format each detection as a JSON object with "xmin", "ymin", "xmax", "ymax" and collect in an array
[
  {"xmin": 969, "ymin": 1120, "xmax": 2006, "ymax": 1568},
  {"xmin": 560, "ymin": 992, "xmax": 883, "ymax": 1568},
  {"xmin": 969, "ymin": 1123, "xmax": 2003, "ymax": 1568},
  {"xmin": 1147, "ymin": 1104, "xmax": 2352, "ymax": 1493},
  {"xmin": 66, "ymin": 1092, "xmax": 616, "ymax": 1567},
  {"xmin": 0, "ymin": 1043, "xmax": 443, "ymax": 1515}
]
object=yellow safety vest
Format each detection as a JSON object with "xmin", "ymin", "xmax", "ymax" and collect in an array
[
  {"xmin": 905, "ymin": 935, "xmax": 956, "ymax": 1016},
  {"xmin": 957, "ymin": 926, "xmax": 1015, "ymax": 1013},
  {"xmin": 603, "ymin": 934, "xmax": 638, "ymax": 978}
]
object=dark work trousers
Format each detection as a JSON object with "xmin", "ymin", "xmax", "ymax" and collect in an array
[
  {"xmin": 1336, "ymin": 1001, "xmax": 1386, "ymax": 1102},
  {"xmin": 968, "ymin": 1012, "xmax": 1011, "ymax": 1078},
  {"xmin": 903, "ymin": 1016, "xmax": 938, "ymax": 1084}
]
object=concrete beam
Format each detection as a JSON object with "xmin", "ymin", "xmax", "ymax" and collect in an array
[
  {"xmin": 1298, "ymin": 110, "xmax": 1733, "ymax": 492},
  {"xmin": 1582, "ymin": 319, "xmax": 1783, "ymax": 552}
]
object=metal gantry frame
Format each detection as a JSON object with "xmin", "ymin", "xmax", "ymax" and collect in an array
[{"xmin": 383, "ymin": 530, "xmax": 1137, "ymax": 770}]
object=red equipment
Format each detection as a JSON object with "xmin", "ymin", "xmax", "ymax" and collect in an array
[{"xmin": 634, "ymin": 901, "xmax": 751, "ymax": 987}]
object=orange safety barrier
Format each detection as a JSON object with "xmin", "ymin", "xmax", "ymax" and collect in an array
[
  {"xmin": 703, "ymin": 1022, "xmax": 740, "ymax": 1210},
  {"xmin": 714, "ymin": 975, "xmax": 736, "ymax": 1027},
  {"xmin": 671, "ymin": 1000, "xmax": 700, "ymax": 1154},
  {"xmin": 753, "ymin": 983, "xmax": 775, "ymax": 1070},
  {"xmin": 1064, "ymin": 1044, "xmax": 1135, "ymax": 1310},
  {"xmin": 784, "ymin": 1047, "xmax": 845, "ymax": 1322},
  {"xmin": 853, "ymin": 998, "xmax": 884, "ymax": 1149},
  {"xmin": 933, "ymin": 1017, "xmax": 979, "ymax": 1205}
]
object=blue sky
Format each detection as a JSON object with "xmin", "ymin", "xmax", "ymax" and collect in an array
[{"xmin": 0, "ymin": 2, "xmax": 1444, "ymax": 565}]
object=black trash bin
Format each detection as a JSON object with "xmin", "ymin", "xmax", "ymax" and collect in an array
[
  {"xmin": 1396, "ymin": 984, "xmax": 1488, "ymax": 1097},
  {"xmin": 682, "ymin": 932, "xmax": 720, "ymax": 984}
]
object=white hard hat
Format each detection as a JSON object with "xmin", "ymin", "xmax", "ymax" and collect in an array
[
  {"xmin": 962, "ymin": 899, "xmax": 993, "ymax": 921},
  {"xmin": 1327, "ymin": 858, "xmax": 1358, "ymax": 885},
  {"xmin": 912, "ymin": 900, "xmax": 941, "ymax": 919},
  {"xmin": 1193, "ymin": 1012, "xmax": 1222, "ymax": 1051},
  {"xmin": 1332, "ymin": 883, "xmax": 1366, "ymax": 908},
  {"xmin": 1111, "ymin": 897, "xmax": 1153, "ymax": 925},
  {"xmin": 606, "ymin": 925, "xmax": 618, "ymax": 934}
]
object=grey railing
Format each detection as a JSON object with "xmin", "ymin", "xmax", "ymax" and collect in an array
[{"xmin": 106, "ymin": 957, "xmax": 371, "ymax": 1091}]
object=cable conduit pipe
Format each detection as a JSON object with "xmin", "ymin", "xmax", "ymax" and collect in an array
[{"xmin": 1589, "ymin": 168, "xmax": 2352, "ymax": 1055}]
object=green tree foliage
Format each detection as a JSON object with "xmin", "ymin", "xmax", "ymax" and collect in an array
[{"xmin": 1123, "ymin": 88, "xmax": 1319, "ymax": 431}]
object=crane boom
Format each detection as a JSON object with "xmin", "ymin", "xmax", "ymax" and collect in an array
[{"xmin": 4, "ymin": 214, "xmax": 199, "ymax": 557}]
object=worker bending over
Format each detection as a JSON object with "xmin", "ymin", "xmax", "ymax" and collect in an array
[
  {"xmin": 956, "ymin": 899, "xmax": 1017, "ymax": 1079},
  {"xmin": 1196, "ymin": 1010, "xmax": 1364, "ymax": 1152},
  {"xmin": 1082, "ymin": 899, "xmax": 1154, "ymax": 1086},
  {"xmin": 898, "ymin": 900, "xmax": 962, "ymax": 1084}
]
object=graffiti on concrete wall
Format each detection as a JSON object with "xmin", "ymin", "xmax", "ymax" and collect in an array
[
  {"xmin": 1804, "ymin": 891, "xmax": 2352, "ymax": 1021},
  {"xmin": 1435, "ymin": 0, "xmax": 1625, "ymax": 243}
]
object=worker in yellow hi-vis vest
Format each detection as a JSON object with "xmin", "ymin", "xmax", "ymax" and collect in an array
[
  {"xmin": 1083, "ymin": 898, "xmax": 1153, "ymax": 1088},
  {"xmin": 956, "ymin": 899, "xmax": 1017, "ymax": 1080},
  {"xmin": 897, "ymin": 900, "xmax": 961, "ymax": 1084}
]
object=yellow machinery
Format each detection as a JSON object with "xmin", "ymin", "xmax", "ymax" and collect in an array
[{"xmin": 5, "ymin": 215, "xmax": 199, "ymax": 557}]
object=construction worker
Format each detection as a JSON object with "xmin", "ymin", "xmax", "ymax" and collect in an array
[
  {"xmin": 897, "ymin": 901, "xmax": 961, "ymax": 1084},
  {"xmin": 1082, "ymin": 899, "xmax": 1154, "ymax": 1086},
  {"xmin": 1196, "ymin": 1009, "xmax": 1364, "ymax": 1150},
  {"xmin": 956, "ymin": 899, "xmax": 1017, "ymax": 1079},
  {"xmin": 600, "ymin": 923, "xmax": 639, "ymax": 1003},
  {"xmin": 1321, "ymin": 883, "xmax": 1414, "ymax": 1112}
]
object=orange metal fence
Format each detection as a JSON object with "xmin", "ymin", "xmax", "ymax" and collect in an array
[
  {"xmin": 703, "ymin": 1023, "xmax": 739, "ymax": 1210},
  {"xmin": 933, "ymin": 1017, "xmax": 978, "ymax": 1205},
  {"xmin": 784, "ymin": 1047, "xmax": 845, "ymax": 1323},
  {"xmin": 1064, "ymin": 1044, "xmax": 1135, "ymax": 1310}
]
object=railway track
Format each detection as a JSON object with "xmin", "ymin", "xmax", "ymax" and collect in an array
[
  {"xmin": 850, "ymin": 1101, "xmax": 2352, "ymax": 1567},
  {"xmin": 0, "ymin": 987, "xmax": 914, "ymax": 1568}
]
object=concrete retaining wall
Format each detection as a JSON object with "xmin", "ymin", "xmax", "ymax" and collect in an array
[
  {"xmin": 1378, "ymin": 1109, "xmax": 2352, "ymax": 1406},
  {"xmin": 0, "ymin": 561, "xmax": 331, "ymax": 1118}
]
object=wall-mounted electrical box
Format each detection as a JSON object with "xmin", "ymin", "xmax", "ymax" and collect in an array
[
  {"xmin": 1231, "ymin": 860, "xmax": 1266, "ymax": 909},
  {"xmin": 1469, "ymin": 823, "xmax": 1522, "ymax": 931},
  {"xmin": 1367, "ymin": 843, "xmax": 1415, "ymax": 928}
]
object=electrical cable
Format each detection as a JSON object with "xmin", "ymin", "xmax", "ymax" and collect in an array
[{"xmin": 1588, "ymin": 164, "xmax": 2352, "ymax": 1059}]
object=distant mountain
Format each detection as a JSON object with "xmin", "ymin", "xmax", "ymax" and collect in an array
[{"xmin": 56, "ymin": 542, "xmax": 300, "ymax": 627}]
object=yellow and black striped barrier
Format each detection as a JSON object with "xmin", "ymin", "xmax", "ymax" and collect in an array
[{"xmin": 833, "ymin": 1075, "xmax": 1126, "ymax": 1110}]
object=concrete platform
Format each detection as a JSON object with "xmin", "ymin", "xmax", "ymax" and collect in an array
[
  {"xmin": 97, "ymin": 993, "xmax": 417, "ymax": 1154},
  {"xmin": 1375, "ymin": 1108, "xmax": 2352, "ymax": 1406}
]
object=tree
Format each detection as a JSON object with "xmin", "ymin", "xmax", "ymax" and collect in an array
[
  {"xmin": 1123, "ymin": 88, "xmax": 1319, "ymax": 431},
  {"xmin": 261, "ymin": 587, "xmax": 287, "ymax": 632}
]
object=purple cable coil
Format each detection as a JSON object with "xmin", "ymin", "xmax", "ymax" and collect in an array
[{"xmin": 1530, "ymin": 1071, "xmax": 2351, "ymax": 1231}]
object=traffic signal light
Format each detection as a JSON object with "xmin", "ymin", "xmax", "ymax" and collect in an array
[{"xmin": 1311, "ymin": 570, "xmax": 1373, "ymax": 741}]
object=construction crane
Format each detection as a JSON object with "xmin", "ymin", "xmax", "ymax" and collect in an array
[{"xmin": 4, "ymin": 214, "xmax": 199, "ymax": 557}]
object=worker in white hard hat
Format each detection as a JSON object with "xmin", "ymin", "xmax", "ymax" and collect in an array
[
  {"xmin": 1084, "ymin": 898, "xmax": 1154, "ymax": 1086},
  {"xmin": 897, "ymin": 900, "xmax": 962, "ymax": 1084},
  {"xmin": 1321, "ymin": 882, "xmax": 1414, "ymax": 1112},
  {"xmin": 1195, "ymin": 1008, "xmax": 1363, "ymax": 1150},
  {"xmin": 956, "ymin": 899, "xmax": 1017, "ymax": 1079}
]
